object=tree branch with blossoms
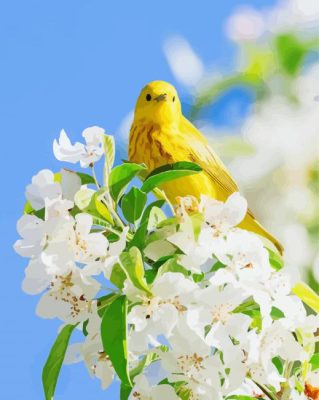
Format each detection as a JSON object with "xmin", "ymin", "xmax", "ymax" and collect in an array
[{"xmin": 14, "ymin": 126, "xmax": 319, "ymax": 400}]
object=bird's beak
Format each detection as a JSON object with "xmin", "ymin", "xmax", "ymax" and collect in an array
[{"xmin": 154, "ymin": 93, "xmax": 167, "ymax": 102}]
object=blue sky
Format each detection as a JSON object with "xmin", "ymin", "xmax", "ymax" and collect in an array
[{"xmin": 0, "ymin": 0, "xmax": 276, "ymax": 398}]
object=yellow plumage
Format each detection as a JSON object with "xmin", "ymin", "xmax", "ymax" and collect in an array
[{"xmin": 129, "ymin": 80, "xmax": 284, "ymax": 255}]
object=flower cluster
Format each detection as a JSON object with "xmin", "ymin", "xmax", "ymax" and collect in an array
[{"xmin": 15, "ymin": 129, "xmax": 319, "ymax": 399}]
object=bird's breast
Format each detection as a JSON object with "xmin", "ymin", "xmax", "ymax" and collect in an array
[{"xmin": 128, "ymin": 122, "xmax": 174, "ymax": 170}]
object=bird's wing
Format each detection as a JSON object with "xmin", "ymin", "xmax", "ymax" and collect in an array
[{"xmin": 180, "ymin": 116, "xmax": 239, "ymax": 195}]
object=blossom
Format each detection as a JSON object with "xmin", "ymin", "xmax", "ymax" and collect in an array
[
  {"xmin": 126, "ymin": 272, "xmax": 197, "ymax": 351},
  {"xmin": 212, "ymin": 229, "xmax": 271, "ymax": 285},
  {"xmin": 225, "ymin": 6, "xmax": 265, "ymax": 42},
  {"xmin": 15, "ymin": 129, "xmax": 319, "ymax": 398},
  {"xmin": 25, "ymin": 169, "xmax": 62, "ymax": 210},
  {"xmin": 65, "ymin": 310, "xmax": 115, "ymax": 389},
  {"xmin": 14, "ymin": 214, "xmax": 45, "ymax": 258},
  {"xmin": 53, "ymin": 127, "xmax": 105, "ymax": 167},
  {"xmin": 129, "ymin": 374, "xmax": 179, "ymax": 400},
  {"xmin": 199, "ymin": 192, "xmax": 247, "ymax": 233},
  {"xmin": 36, "ymin": 269, "xmax": 100, "ymax": 323},
  {"xmin": 187, "ymin": 285, "xmax": 251, "ymax": 352}
]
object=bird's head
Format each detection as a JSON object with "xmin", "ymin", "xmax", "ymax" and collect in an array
[{"xmin": 134, "ymin": 81, "xmax": 182, "ymax": 127}]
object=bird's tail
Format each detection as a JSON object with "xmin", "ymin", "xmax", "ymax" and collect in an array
[{"xmin": 238, "ymin": 212, "xmax": 284, "ymax": 256}]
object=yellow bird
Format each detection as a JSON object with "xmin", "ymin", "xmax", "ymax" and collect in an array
[{"xmin": 129, "ymin": 80, "xmax": 284, "ymax": 255}]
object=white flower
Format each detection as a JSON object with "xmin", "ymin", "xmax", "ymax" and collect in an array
[
  {"xmin": 71, "ymin": 213, "xmax": 108, "ymax": 263},
  {"xmin": 36, "ymin": 269, "xmax": 100, "ymax": 323},
  {"xmin": 22, "ymin": 258, "xmax": 55, "ymax": 294},
  {"xmin": 243, "ymin": 321, "xmax": 305, "ymax": 391},
  {"xmin": 160, "ymin": 322, "xmax": 223, "ymax": 399},
  {"xmin": 167, "ymin": 214, "xmax": 214, "ymax": 273},
  {"xmin": 25, "ymin": 169, "xmax": 62, "ymax": 210},
  {"xmin": 212, "ymin": 230, "xmax": 271, "ymax": 285},
  {"xmin": 225, "ymin": 7, "xmax": 265, "ymax": 42},
  {"xmin": 14, "ymin": 214, "xmax": 45, "ymax": 258},
  {"xmin": 199, "ymin": 192, "xmax": 247, "ymax": 233},
  {"xmin": 65, "ymin": 310, "xmax": 114, "ymax": 389},
  {"xmin": 83, "ymin": 228, "xmax": 128, "ymax": 279},
  {"xmin": 187, "ymin": 285, "xmax": 251, "ymax": 352},
  {"xmin": 44, "ymin": 212, "xmax": 108, "ymax": 266},
  {"xmin": 53, "ymin": 127, "xmax": 105, "ymax": 168},
  {"xmin": 126, "ymin": 272, "xmax": 198, "ymax": 353},
  {"xmin": 129, "ymin": 374, "xmax": 179, "ymax": 400}
]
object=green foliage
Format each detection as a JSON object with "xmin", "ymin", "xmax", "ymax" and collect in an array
[
  {"xmin": 42, "ymin": 324, "xmax": 77, "ymax": 400},
  {"xmin": 103, "ymin": 134, "xmax": 115, "ymax": 174},
  {"xmin": 109, "ymin": 163, "xmax": 146, "ymax": 201},
  {"xmin": 267, "ymin": 248, "xmax": 284, "ymax": 271},
  {"xmin": 119, "ymin": 247, "xmax": 151, "ymax": 294},
  {"xmin": 158, "ymin": 256, "xmax": 189, "ymax": 277},
  {"xmin": 272, "ymin": 356, "xmax": 284, "ymax": 374},
  {"xmin": 76, "ymin": 172, "xmax": 96, "ymax": 185},
  {"xmin": 97, "ymin": 293, "xmax": 121, "ymax": 317},
  {"xmin": 101, "ymin": 296, "xmax": 132, "ymax": 387},
  {"xmin": 121, "ymin": 186, "xmax": 147, "ymax": 223},
  {"xmin": 310, "ymin": 353, "xmax": 319, "ymax": 370},
  {"xmin": 270, "ymin": 306, "xmax": 285, "ymax": 320},
  {"xmin": 275, "ymin": 33, "xmax": 308, "ymax": 76},
  {"xmin": 128, "ymin": 200, "xmax": 165, "ymax": 250},
  {"xmin": 75, "ymin": 189, "xmax": 113, "ymax": 224},
  {"xmin": 110, "ymin": 263, "xmax": 127, "ymax": 290},
  {"xmin": 141, "ymin": 161, "xmax": 202, "ymax": 193}
]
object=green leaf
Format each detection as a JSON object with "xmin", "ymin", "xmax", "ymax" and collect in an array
[
  {"xmin": 233, "ymin": 298, "xmax": 262, "ymax": 330},
  {"xmin": 210, "ymin": 260, "xmax": 226, "ymax": 272},
  {"xmin": 103, "ymin": 134, "xmax": 115, "ymax": 172},
  {"xmin": 119, "ymin": 247, "xmax": 151, "ymax": 295},
  {"xmin": 190, "ymin": 213, "xmax": 204, "ymax": 241},
  {"xmin": 24, "ymin": 200, "xmax": 34, "ymax": 214},
  {"xmin": 232, "ymin": 298, "xmax": 259, "ymax": 314},
  {"xmin": 267, "ymin": 248, "xmax": 284, "ymax": 271},
  {"xmin": 158, "ymin": 257, "xmax": 189, "ymax": 277},
  {"xmin": 130, "ymin": 351, "xmax": 160, "ymax": 380},
  {"xmin": 193, "ymin": 272, "xmax": 205, "ymax": 283},
  {"xmin": 82, "ymin": 319, "xmax": 89, "ymax": 336},
  {"xmin": 310, "ymin": 353, "xmax": 319, "ymax": 370},
  {"xmin": 120, "ymin": 383, "xmax": 132, "ymax": 400},
  {"xmin": 109, "ymin": 163, "xmax": 146, "ymax": 201},
  {"xmin": 152, "ymin": 255, "xmax": 175, "ymax": 270},
  {"xmin": 76, "ymin": 172, "xmax": 96, "ymax": 185},
  {"xmin": 97, "ymin": 293, "xmax": 121, "ymax": 317},
  {"xmin": 101, "ymin": 295, "xmax": 132, "ymax": 387},
  {"xmin": 83, "ymin": 190, "xmax": 113, "ymax": 224},
  {"xmin": 270, "ymin": 306, "xmax": 285, "ymax": 320},
  {"xmin": 121, "ymin": 187, "xmax": 147, "ymax": 223},
  {"xmin": 128, "ymin": 200, "xmax": 165, "ymax": 250},
  {"xmin": 94, "ymin": 191, "xmax": 113, "ymax": 223},
  {"xmin": 272, "ymin": 356, "xmax": 284, "ymax": 374},
  {"xmin": 145, "ymin": 269, "xmax": 157, "ymax": 284},
  {"xmin": 147, "ymin": 206, "xmax": 166, "ymax": 230},
  {"xmin": 42, "ymin": 324, "xmax": 77, "ymax": 400},
  {"xmin": 292, "ymin": 282, "xmax": 319, "ymax": 313},
  {"xmin": 141, "ymin": 162, "xmax": 202, "ymax": 193},
  {"xmin": 275, "ymin": 33, "xmax": 308, "ymax": 76},
  {"xmin": 110, "ymin": 263, "xmax": 127, "ymax": 290}
]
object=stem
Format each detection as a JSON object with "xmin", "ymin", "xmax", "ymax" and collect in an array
[
  {"xmin": 253, "ymin": 381, "xmax": 279, "ymax": 400},
  {"xmin": 91, "ymin": 165, "xmax": 100, "ymax": 189},
  {"xmin": 100, "ymin": 197, "xmax": 126, "ymax": 229}
]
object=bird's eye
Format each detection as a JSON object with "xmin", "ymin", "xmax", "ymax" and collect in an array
[
  {"xmin": 172, "ymin": 96, "xmax": 175, "ymax": 102},
  {"xmin": 146, "ymin": 94, "xmax": 152, "ymax": 101}
]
